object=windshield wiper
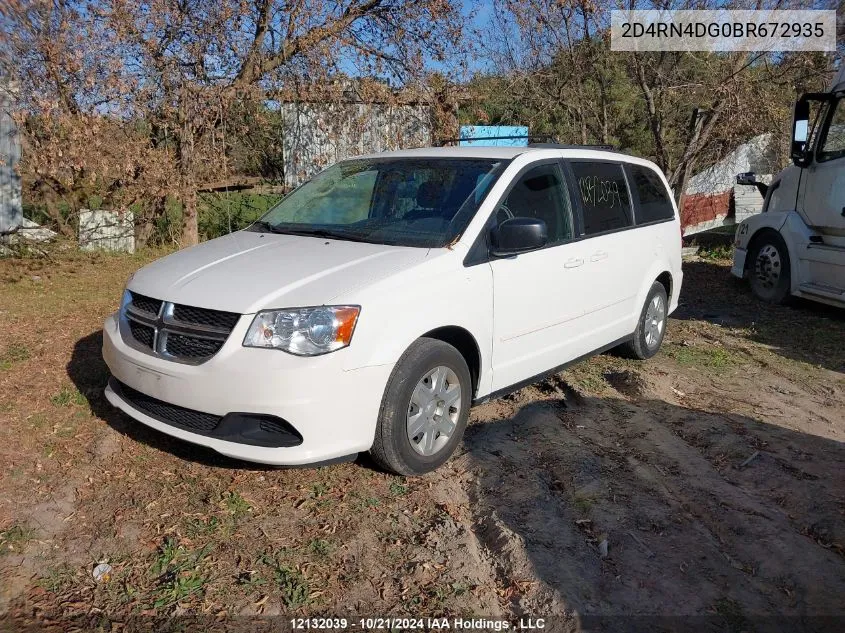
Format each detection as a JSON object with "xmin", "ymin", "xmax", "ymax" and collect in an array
[
  {"xmin": 274, "ymin": 227, "xmax": 373, "ymax": 243},
  {"xmin": 250, "ymin": 220, "xmax": 286, "ymax": 234},
  {"xmin": 250, "ymin": 222, "xmax": 378, "ymax": 244}
]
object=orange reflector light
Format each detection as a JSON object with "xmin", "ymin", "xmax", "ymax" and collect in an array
[{"xmin": 334, "ymin": 306, "xmax": 360, "ymax": 344}]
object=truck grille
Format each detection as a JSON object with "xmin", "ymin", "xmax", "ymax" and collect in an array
[{"xmin": 121, "ymin": 291, "xmax": 240, "ymax": 364}]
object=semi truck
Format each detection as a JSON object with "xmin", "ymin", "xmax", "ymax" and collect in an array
[{"xmin": 732, "ymin": 65, "xmax": 844, "ymax": 307}]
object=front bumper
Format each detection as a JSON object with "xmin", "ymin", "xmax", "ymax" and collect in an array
[
  {"xmin": 731, "ymin": 247, "xmax": 748, "ymax": 278},
  {"xmin": 102, "ymin": 314, "xmax": 393, "ymax": 465}
]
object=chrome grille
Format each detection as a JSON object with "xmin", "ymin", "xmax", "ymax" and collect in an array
[{"xmin": 121, "ymin": 292, "xmax": 239, "ymax": 364}]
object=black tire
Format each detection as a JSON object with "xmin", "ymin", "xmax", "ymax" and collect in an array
[
  {"xmin": 369, "ymin": 338, "xmax": 472, "ymax": 476},
  {"xmin": 618, "ymin": 281, "xmax": 668, "ymax": 360},
  {"xmin": 747, "ymin": 231, "xmax": 791, "ymax": 304}
]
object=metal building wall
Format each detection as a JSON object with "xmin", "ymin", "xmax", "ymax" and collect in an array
[
  {"xmin": 279, "ymin": 102, "xmax": 432, "ymax": 189},
  {"xmin": 0, "ymin": 85, "xmax": 22, "ymax": 233}
]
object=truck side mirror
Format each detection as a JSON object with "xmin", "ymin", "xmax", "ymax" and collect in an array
[
  {"xmin": 791, "ymin": 98, "xmax": 812, "ymax": 167},
  {"xmin": 736, "ymin": 172, "xmax": 768, "ymax": 197},
  {"xmin": 736, "ymin": 172, "xmax": 757, "ymax": 186}
]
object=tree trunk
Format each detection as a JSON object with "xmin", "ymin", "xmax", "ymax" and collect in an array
[
  {"xmin": 672, "ymin": 108, "xmax": 707, "ymax": 207},
  {"xmin": 136, "ymin": 196, "xmax": 165, "ymax": 248},
  {"xmin": 176, "ymin": 111, "xmax": 199, "ymax": 246},
  {"xmin": 180, "ymin": 184, "xmax": 198, "ymax": 246},
  {"xmin": 136, "ymin": 215, "xmax": 155, "ymax": 249}
]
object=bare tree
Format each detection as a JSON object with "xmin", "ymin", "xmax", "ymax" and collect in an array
[
  {"xmin": 2, "ymin": 0, "xmax": 468, "ymax": 245},
  {"xmin": 471, "ymin": 0, "xmax": 838, "ymax": 204}
]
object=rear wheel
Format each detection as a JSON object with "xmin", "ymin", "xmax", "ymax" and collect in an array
[
  {"xmin": 748, "ymin": 232, "xmax": 791, "ymax": 304},
  {"xmin": 370, "ymin": 338, "xmax": 471, "ymax": 476},
  {"xmin": 619, "ymin": 281, "xmax": 668, "ymax": 360}
]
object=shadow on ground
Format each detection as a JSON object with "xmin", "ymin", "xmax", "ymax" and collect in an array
[
  {"xmin": 674, "ymin": 261, "xmax": 845, "ymax": 372},
  {"xmin": 462, "ymin": 390, "xmax": 845, "ymax": 632}
]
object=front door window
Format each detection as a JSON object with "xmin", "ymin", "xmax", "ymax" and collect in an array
[{"xmin": 818, "ymin": 99, "xmax": 845, "ymax": 162}]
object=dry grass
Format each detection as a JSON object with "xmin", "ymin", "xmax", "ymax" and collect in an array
[
  {"xmin": 0, "ymin": 248, "xmax": 490, "ymax": 622},
  {"xmin": 1, "ymin": 248, "xmax": 843, "ymax": 627}
]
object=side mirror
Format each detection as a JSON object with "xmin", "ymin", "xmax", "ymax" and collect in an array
[
  {"xmin": 736, "ymin": 172, "xmax": 757, "ymax": 186},
  {"xmin": 791, "ymin": 97, "xmax": 812, "ymax": 167},
  {"xmin": 736, "ymin": 172, "xmax": 769, "ymax": 197},
  {"xmin": 490, "ymin": 217, "xmax": 547, "ymax": 256}
]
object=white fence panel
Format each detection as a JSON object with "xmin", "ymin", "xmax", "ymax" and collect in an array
[{"xmin": 79, "ymin": 209, "xmax": 135, "ymax": 253}]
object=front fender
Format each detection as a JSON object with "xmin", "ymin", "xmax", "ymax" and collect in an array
[
  {"xmin": 734, "ymin": 211, "xmax": 791, "ymax": 251},
  {"xmin": 332, "ymin": 246, "xmax": 495, "ymax": 396},
  {"xmin": 731, "ymin": 211, "xmax": 792, "ymax": 279}
]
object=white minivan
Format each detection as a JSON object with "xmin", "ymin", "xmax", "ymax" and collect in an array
[{"xmin": 103, "ymin": 145, "xmax": 683, "ymax": 475}]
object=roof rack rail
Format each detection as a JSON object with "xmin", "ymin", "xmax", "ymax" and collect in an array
[
  {"xmin": 434, "ymin": 135, "xmax": 617, "ymax": 151},
  {"xmin": 434, "ymin": 134, "xmax": 559, "ymax": 147},
  {"xmin": 527, "ymin": 142, "xmax": 616, "ymax": 151}
]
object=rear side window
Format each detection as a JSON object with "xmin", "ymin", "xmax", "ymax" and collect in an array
[
  {"xmin": 571, "ymin": 162, "xmax": 632, "ymax": 235},
  {"xmin": 629, "ymin": 165, "xmax": 675, "ymax": 224}
]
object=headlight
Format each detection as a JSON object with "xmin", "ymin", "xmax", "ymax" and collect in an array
[
  {"xmin": 120, "ymin": 273, "xmax": 135, "ymax": 314},
  {"xmin": 243, "ymin": 306, "xmax": 361, "ymax": 356},
  {"xmin": 119, "ymin": 289, "xmax": 131, "ymax": 315}
]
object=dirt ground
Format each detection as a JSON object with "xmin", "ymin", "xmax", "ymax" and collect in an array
[{"xmin": 0, "ymin": 249, "xmax": 843, "ymax": 632}]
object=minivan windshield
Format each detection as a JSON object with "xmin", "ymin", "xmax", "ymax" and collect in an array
[{"xmin": 251, "ymin": 158, "xmax": 505, "ymax": 247}]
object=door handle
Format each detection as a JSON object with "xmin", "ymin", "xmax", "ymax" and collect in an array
[
  {"xmin": 591, "ymin": 251, "xmax": 609, "ymax": 262},
  {"xmin": 564, "ymin": 258, "xmax": 585, "ymax": 268}
]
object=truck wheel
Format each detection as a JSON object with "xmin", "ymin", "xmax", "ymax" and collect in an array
[
  {"xmin": 618, "ymin": 281, "xmax": 668, "ymax": 360},
  {"xmin": 748, "ymin": 232, "xmax": 791, "ymax": 304},
  {"xmin": 370, "ymin": 338, "xmax": 471, "ymax": 476}
]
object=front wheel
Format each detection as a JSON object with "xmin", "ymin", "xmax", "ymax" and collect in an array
[
  {"xmin": 748, "ymin": 232, "xmax": 791, "ymax": 304},
  {"xmin": 369, "ymin": 338, "xmax": 471, "ymax": 476},
  {"xmin": 618, "ymin": 281, "xmax": 668, "ymax": 360}
]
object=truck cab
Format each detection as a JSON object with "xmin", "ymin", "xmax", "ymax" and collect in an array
[{"xmin": 732, "ymin": 65, "xmax": 845, "ymax": 307}]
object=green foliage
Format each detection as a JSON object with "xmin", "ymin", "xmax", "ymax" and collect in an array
[
  {"xmin": 260, "ymin": 553, "xmax": 311, "ymax": 608},
  {"xmin": 185, "ymin": 516, "xmax": 221, "ymax": 538},
  {"xmin": 197, "ymin": 192, "xmax": 281, "ymax": 241},
  {"xmin": 664, "ymin": 344, "xmax": 743, "ymax": 371},
  {"xmin": 222, "ymin": 491, "xmax": 252, "ymax": 520},
  {"xmin": 0, "ymin": 343, "xmax": 31, "ymax": 370},
  {"xmin": 0, "ymin": 524, "xmax": 36, "ymax": 554},
  {"xmin": 461, "ymin": 40, "xmax": 832, "ymax": 183},
  {"xmin": 715, "ymin": 597, "xmax": 747, "ymax": 633},
  {"xmin": 150, "ymin": 537, "xmax": 211, "ymax": 608},
  {"xmin": 698, "ymin": 244, "xmax": 734, "ymax": 261},
  {"xmin": 50, "ymin": 385, "xmax": 87, "ymax": 407},
  {"xmin": 310, "ymin": 482, "xmax": 329, "ymax": 498},
  {"xmin": 236, "ymin": 570, "xmax": 267, "ymax": 593},
  {"xmin": 273, "ymin": 564, "xmax": 310, "ymax": 609},
  {"xmin": 38, "ymin": 563, "xmax": 77, "ymax": 592},
  {"xmin": 306, "ymin": 538, "xmax": 333, "ymax": 558},
  {"xmin": 388, "ymin": 480, "xmax": 409, "ymax": 497}
]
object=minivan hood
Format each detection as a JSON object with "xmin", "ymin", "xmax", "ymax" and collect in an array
[{"xmin": 128, "ymin": 231, "xmax": 432, "ymax": 314}]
